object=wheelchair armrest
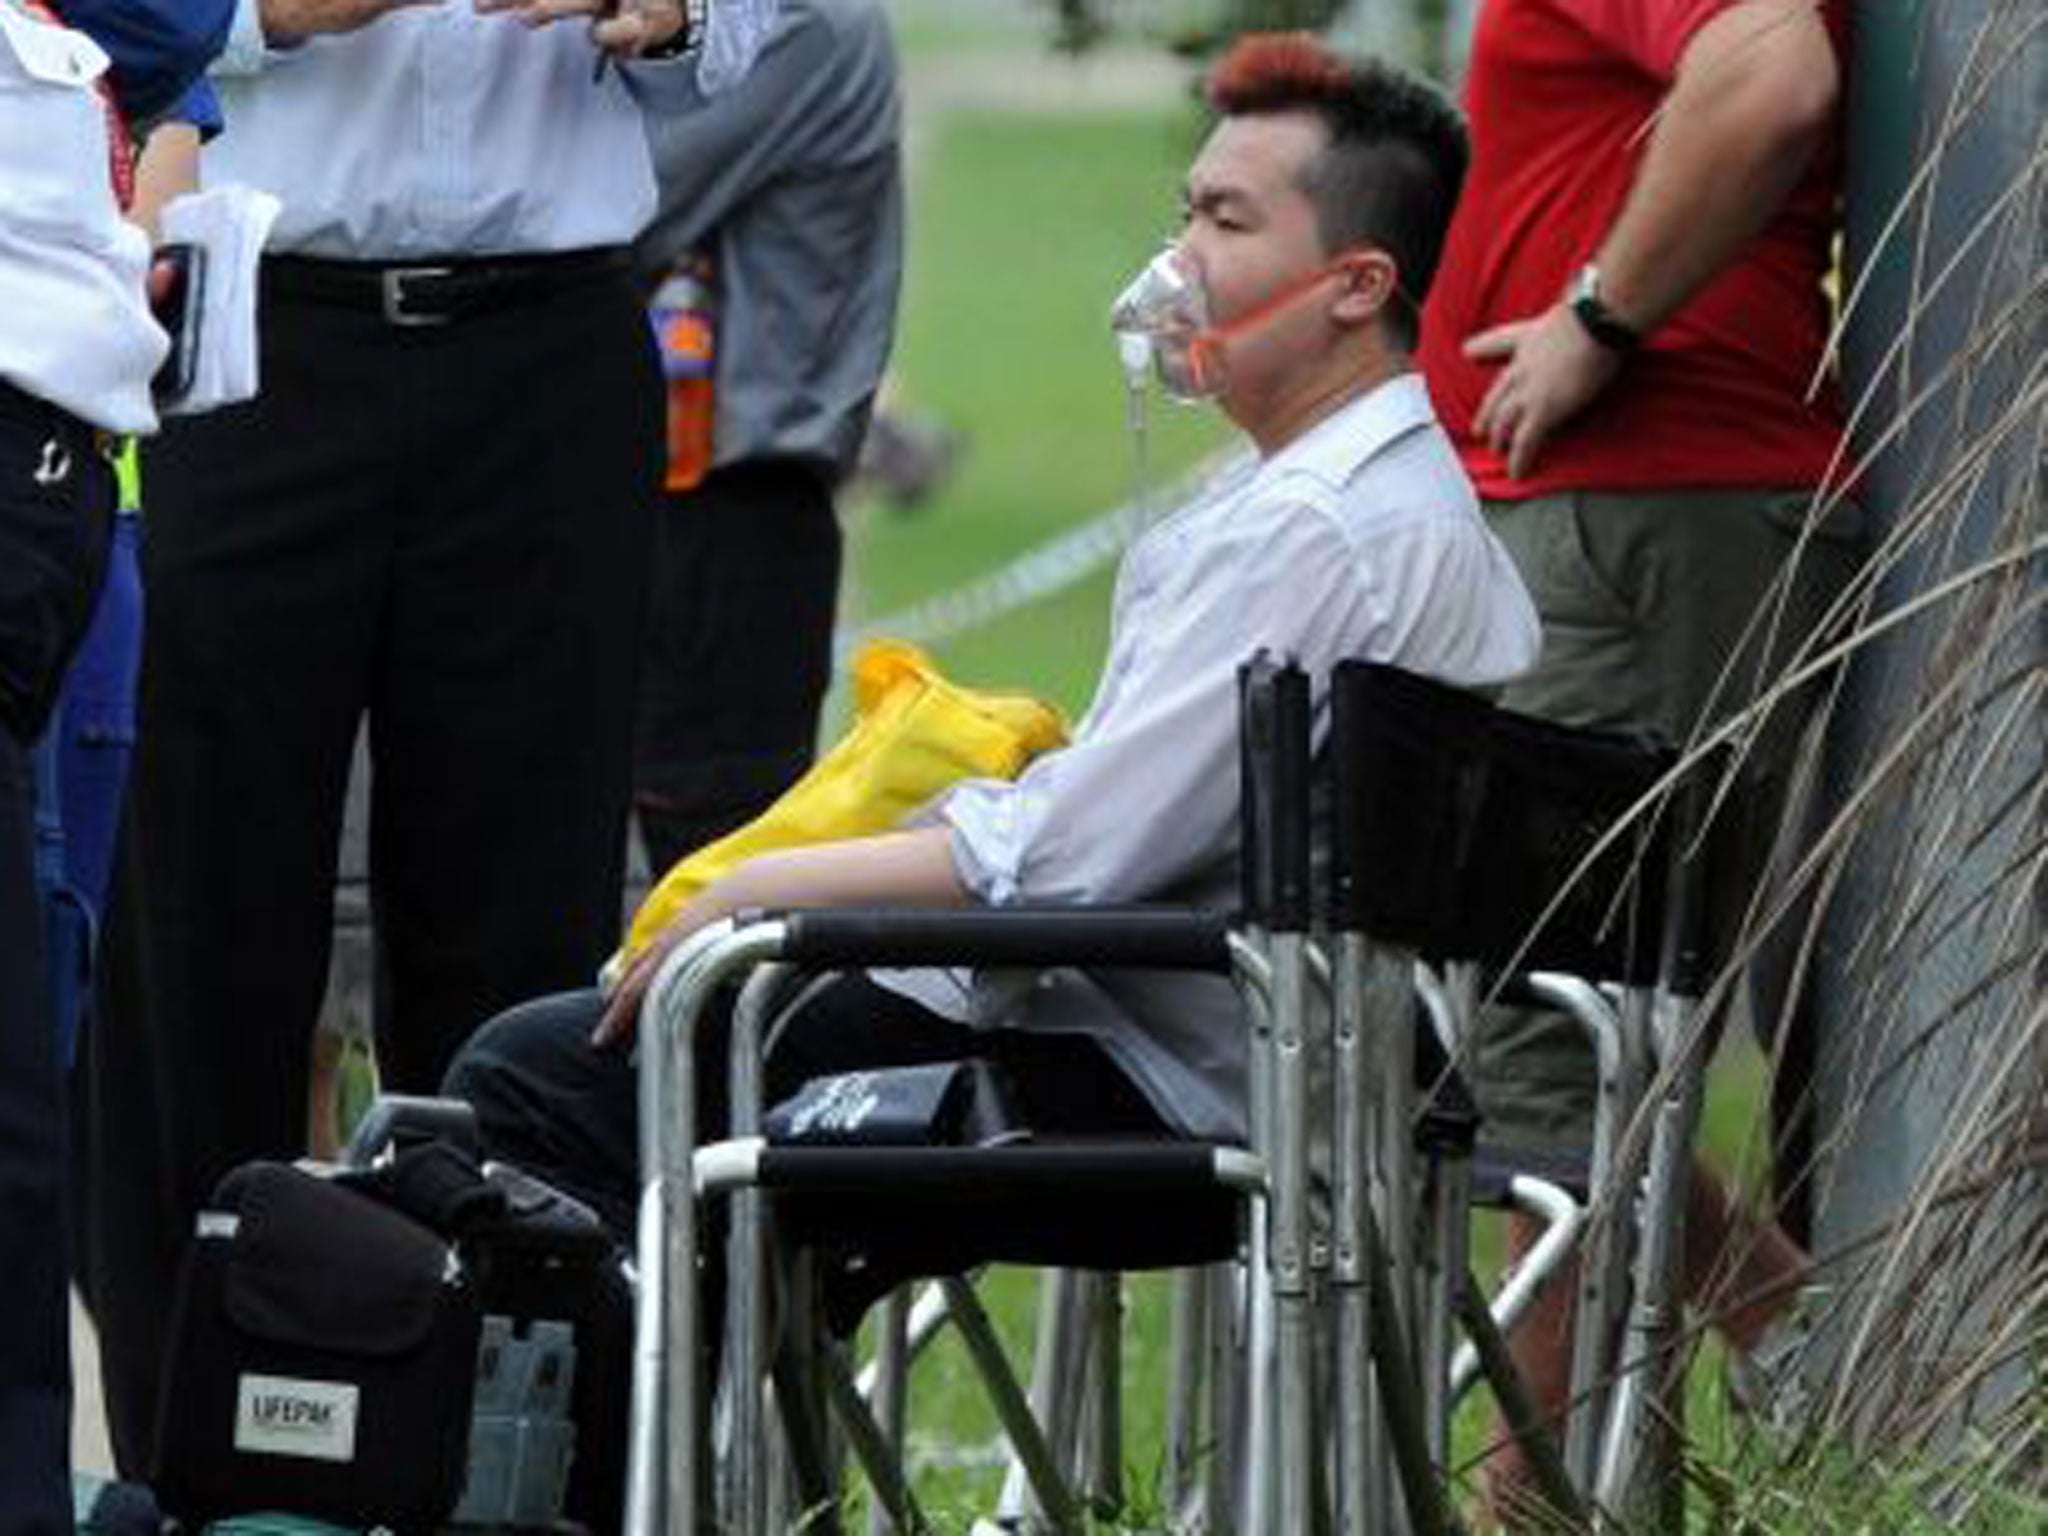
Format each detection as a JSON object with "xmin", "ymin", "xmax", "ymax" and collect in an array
[
  {"xmin": 748, "ymin": 1140, "xmax": 1263, "ymax": 1195},
  {"xmin": 760, "ymin": 905, "xmax": 1238, "ymax": 973}
]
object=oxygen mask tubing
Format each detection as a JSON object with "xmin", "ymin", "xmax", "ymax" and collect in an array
[{"xmin": 1108, "ymin": 246, "xmax": 1216, "ymax": 534}]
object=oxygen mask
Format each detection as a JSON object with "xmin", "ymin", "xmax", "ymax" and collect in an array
[{"xmin": 1109, "ymin": 245, "xmax": 1223, "ymax": 404}]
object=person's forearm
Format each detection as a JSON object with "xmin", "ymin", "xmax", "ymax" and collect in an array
[
  {"xmin": 131, "ymin": 121, "xmax": 201, "ymax": 241},
  {"xmin": 1594, "ymin": 0, "xmax": 1838, "ymax": 333},
  {"xmin": 599, "ymin": 827, "xmax": 976, "ymax": 1043},
  {"xmin": 683, "ymin": 828, "xmax": 975, "ymax": 935}
]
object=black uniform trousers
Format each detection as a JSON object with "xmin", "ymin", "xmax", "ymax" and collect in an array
[
  {"xmin": 633, "ymin": 456, "xmax": 841, "ymax": 875},
  {"xmin": 1, "ymin": 382, "xmax": 113, "ymax": 1536},
  {"xmin": 75, "ymin": 262, "xmax": 663, "ymax": 1473}
]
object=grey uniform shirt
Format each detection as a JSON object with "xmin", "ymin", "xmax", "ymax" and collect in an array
[
  {"xmin": 880, "ymin": 375, "xmax": 1542, "ymax": 1139},
  {"xmin": 635, "ymin": 0, "xmax": 901, "ymax": 481}
]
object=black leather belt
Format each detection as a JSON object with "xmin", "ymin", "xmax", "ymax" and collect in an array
[{"xmin": 263, "ymin": 249, "xmax": 631, "ymax": 328}]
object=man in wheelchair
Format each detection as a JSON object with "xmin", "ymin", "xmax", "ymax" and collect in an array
[{"xmin": 445, "ymin": 30, "xmax": 1538, "ymax": 1266}]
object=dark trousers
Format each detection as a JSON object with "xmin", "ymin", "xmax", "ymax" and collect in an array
[
  {"xmin": 443, "ymin": 977, "xmax": 1164, "ymax": 1242},
  {"xmin": 0, "ymin": 383, "xmax": 114, "ymax": 1536},
  {"xmin": 76, "ymin": 269, "xmax": 663, "ymax": 1472},
  {"xmin": 634, "ymin": 458, "xmax": 840, "ymax": 874},
  {"xmin": 446, "ymin": 978, "xmax": 1162, "ymax": 1532}
]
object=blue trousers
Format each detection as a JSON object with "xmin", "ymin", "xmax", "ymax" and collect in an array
[
  {"xmin": 56, "ymin": 508, "xmax": 142, "ymax": 924},
  {"xmin": 0, "ymin": 381, "xmax": 114, "ymax": 1536}
]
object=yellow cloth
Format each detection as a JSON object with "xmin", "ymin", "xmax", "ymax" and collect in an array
[{"xmin": 618, "ymin": 639, "xmax": 1068, "ymax": 967}]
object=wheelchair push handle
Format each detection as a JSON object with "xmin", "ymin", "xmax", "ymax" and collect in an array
[{"xmin": 1237, "ymin": 652, "xmax": 1312, "ymax": 933}]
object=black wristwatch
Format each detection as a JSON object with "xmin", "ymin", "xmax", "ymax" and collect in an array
[
  {"xmin": 636, "ymin": 0, "xmax": 706, "ymax": 58},
  {"xmin": 1568, "ymin": 264, "xmax": 1643, "ymax": 353},
  {"xmin": 650, "ymin": 0, "xmax": 706, "ymax": 57}
]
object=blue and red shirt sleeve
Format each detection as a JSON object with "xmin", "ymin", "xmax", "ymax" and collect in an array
[
  {"xmin": 165, "ymin": 78, "xmax": 222, "ymax": 135},
  {"xmin": 58, "ymin": 0, "xmax": 232, "ymax": 125}
]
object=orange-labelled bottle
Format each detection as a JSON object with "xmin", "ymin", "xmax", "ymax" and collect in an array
[{"xmin": 650, "ymin": 254, "xmax": 717, "ymax": 493}]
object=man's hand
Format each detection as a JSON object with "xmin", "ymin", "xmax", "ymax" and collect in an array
[
  {"xmin": 591, "ymin": 0, "xmax": 681, "ymax": 57},
  {"xmin": 475, "ymin": 0, "xmax": 682, "ymax": 56},
  {"xmin": 1465, "ymin": 304, "xmax": 1625, "ymax": 481},
  {"xmin": 146, "ymin": 251, "xmax": 184, "ymax": 305},
  {"xmin": 590, "ymin": 830, "xmax": 970, "ymax": 1048},
  {"xmin": 259, "ymin": 0, "xmax": 440, "ymax": 43},
  {"xmin": 592, "ymin": 921, "xmax": 689, "ymax": 1048}
]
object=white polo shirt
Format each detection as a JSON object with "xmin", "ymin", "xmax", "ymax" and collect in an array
[{"xmin": 0, "ymin": 2, "xmax": 166, "ymax": 434}]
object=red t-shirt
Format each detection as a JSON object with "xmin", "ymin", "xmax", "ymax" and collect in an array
[{"xmin": 1417, "ymin": 0, "xmax": 1849, "ymax": 500}]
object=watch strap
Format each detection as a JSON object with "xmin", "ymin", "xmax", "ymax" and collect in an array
[{"xmin": 1569, "ymin": 264, "xmax": 1642, "ymax": 352}]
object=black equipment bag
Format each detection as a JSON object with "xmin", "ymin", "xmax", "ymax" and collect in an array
[
  {"xmin": 334, "ymin": 1111, "xmax": 633, "ymax": 1534},
  {"xmin": 151, "ymin": 1161, "xmax": 480, "ymax": 1529}
]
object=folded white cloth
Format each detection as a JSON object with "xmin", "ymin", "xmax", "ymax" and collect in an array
[{"xmin": 157, "ymin": 183, "xmax": 281, "ymax": 417}]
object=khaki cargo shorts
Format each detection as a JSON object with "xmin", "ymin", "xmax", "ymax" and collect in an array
[{"xmin": 1472, "ymin": 485, "xmax": 1864, "ymax": 1150}]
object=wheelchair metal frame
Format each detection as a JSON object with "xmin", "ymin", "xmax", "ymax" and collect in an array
[{"xmin": 620, "ymin": 657, "xmax": 1733, "ymax": 1536}]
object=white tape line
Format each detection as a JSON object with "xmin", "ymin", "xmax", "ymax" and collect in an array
[{"xmin": 834, "ymin": 447, "xmax": 1245, "ymax": 660}]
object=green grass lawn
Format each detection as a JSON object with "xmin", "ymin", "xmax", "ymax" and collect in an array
[{"xmin": 883, "ymin": 0, "xmax": 1042, "ymax": 56}]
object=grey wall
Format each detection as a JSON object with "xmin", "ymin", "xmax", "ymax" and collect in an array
[{"xmin": 1808, "ymin": 0, "xmax": 2045, "ymax": 1444}]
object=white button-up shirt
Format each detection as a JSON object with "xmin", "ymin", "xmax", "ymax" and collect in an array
[
  {"xmin": 203, "ymin": 0, "xmax": 661, "ymax": 258},
  {"xmin": 883, "ymin": 373, "xmax": 1541, "ymax": 1137},
  {"xmin": 0, "ymin": 5, "xmax": 165, "ymax": 433}
]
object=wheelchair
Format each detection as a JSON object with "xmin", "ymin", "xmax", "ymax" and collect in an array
[{"xmin": 624, "ymin": 655, "xmax": 1732, "ymax": 1535}]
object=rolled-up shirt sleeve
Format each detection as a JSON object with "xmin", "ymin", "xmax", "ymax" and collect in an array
[
  {"xmin": 930, "ymin": 359, "xmax": 1546, "ymax": 912},
  {"xmin": 938, "ymin": 462, "xmax": 1537, "ymax": 909},
  {"xmin": 939, "ymin": 501, "xmax": 1380, "ymax": 907}
]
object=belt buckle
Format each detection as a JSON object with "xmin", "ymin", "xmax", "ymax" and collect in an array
[{"xmin": 381, "ymin": 266, "xmax": 456, "ymax": 327}]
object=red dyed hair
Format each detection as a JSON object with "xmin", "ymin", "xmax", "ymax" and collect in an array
[{"xmin": 1206, "ymin": 31, "xmax": 1351, "ymax": 114}]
